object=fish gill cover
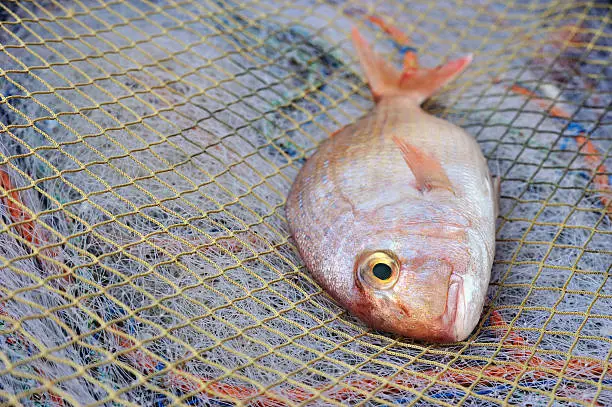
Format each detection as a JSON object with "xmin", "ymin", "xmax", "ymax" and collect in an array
[{"xmin": 0, "ymin": 0, "xmax": 610, "ymax": 406}]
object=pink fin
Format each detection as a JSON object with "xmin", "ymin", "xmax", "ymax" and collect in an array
[
  {"xmin": 366, "ymin": 15, "xmax": 418, "ymax": 71},
  {"xmin": 351, "ymin": 27, "xmax": 472, "ymax": 105},
  {"xmin": 329, "ymin": 125, "xmax": 347, "ymax": 138},
  {"xmin": 392, "ymin": 135, "xmax": 455, "ymax": 194},
  {"xmin": 493, "ymin": 176, "xmax": 501, "ymax": 217}
]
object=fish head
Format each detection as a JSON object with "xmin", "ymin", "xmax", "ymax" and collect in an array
[{"xmin": 339, "ymin": 217, "xmax": 488, "ymax": 343}]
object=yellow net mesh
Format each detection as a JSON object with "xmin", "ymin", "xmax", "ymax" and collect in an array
[{"xmin": 0, "ymin": 0, "xmax": 610, "ymax": 406}]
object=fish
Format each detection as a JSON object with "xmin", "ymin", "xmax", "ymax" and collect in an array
[{"xmin": 285, "ymin": 23, "xmax": 500, "ymax": 343}]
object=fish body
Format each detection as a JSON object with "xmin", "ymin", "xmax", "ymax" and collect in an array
[{"xmin": 286, "ymin": 27, "xmax": 498, "ymax": 342}]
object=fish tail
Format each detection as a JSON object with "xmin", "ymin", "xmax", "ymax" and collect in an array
[{"xmin": 351, "ymin": 26, "xmax": 472, "ymax": 105}]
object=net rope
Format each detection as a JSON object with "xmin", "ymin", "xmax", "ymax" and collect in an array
[{"xmin": 0, "ymin": 0, "xmax": 610, "ymax": 406}]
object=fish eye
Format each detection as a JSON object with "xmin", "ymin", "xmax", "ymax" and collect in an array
[
  {"xmin": 356, "ymin": 251, "xmax": 400, "ymax": 289},
  {"xmin": 372, "ymin": 263, "xmax": 392, "ymax": 280}
]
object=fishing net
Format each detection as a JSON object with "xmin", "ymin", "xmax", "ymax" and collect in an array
[{"xmin": 0, "ymin": 0, "xmax": 610, "ymax": 405}]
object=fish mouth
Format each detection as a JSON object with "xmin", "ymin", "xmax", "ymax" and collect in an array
[
  {"xmin": 441, "ymin": 273, "xmax": 464, "ymax": 342},
  {"xmin": 394, "ymin": 273, "xmax": 465, "ymax": 343}
]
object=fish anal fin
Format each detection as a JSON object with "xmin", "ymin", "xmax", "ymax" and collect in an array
[{"xmin": 392, "ymin": 135, "xmax": 455, "ymax": 194}]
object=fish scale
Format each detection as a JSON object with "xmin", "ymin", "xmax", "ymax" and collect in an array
[{"xmin": 286, "ymin": 26, "xmax": 498, "ymax": 342}]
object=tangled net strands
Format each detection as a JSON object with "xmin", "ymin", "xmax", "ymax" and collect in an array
[{"xmin": 0, "ymin": 0, "xmax": 610, "ymax": 406}]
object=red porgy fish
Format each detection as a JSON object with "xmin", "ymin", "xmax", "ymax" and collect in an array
[{"xmin": 286, "ymin": 24, "xmax": 499, "ymax": 343}]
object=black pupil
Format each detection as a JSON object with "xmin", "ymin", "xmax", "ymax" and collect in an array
[{"xmin": 372, "ymin": 263, "xmax": 392, "ymax": 280}]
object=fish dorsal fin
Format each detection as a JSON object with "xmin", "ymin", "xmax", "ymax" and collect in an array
[
  {"xmin": 392, "ymin": 135, "xmax": 455, "ymax": 194},
  {"xmin": 351, "ymin": 27, "xmax": 472, "ymax": 105}
]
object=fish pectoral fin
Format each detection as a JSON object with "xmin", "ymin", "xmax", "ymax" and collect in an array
[
  {"xmin": 329, "ymin": 124, "xmax": 348, "ymax": 138},
  {"xmin": 493, "ymin": 176, "xmax": 501, "ymax": 217},
  {"xmin": 392, "ymin": 135, "xmax": 455, "ymax": 194}
]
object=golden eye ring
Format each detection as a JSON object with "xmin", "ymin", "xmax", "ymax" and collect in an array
[{"xmin": 356, "ymin": 251, "xmax": 400, "ymax": 289}]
